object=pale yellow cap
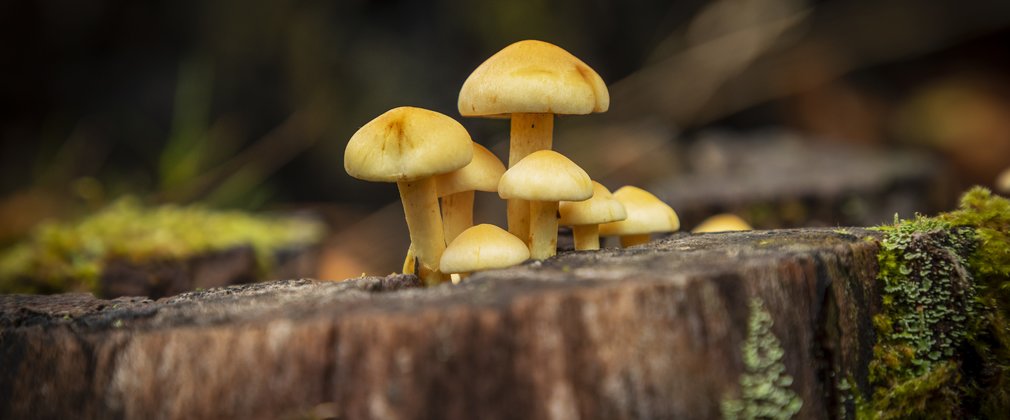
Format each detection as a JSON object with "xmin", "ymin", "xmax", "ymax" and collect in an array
[
  {"xmin": 458, "ymin": 40, "xmax": 610, "ymax": 117},
  {"xmin": 692, "ymin": 214, "xmax": 752, "ymax": 233},
  {"xmin": 344, "ymin": 107, "xmax": 473, "ymax": 182},
  {"xmin": 440, "ymin": 224, "xmax": 530, "ymax": 273},
  {"xmin": 435, "ymin": 142, "xmax": 506, "ymax": 197},
  {"xmin": 498, "ymin": 150, "xmax": 593, "ymax": 202},
  {"xmin": 559, "ymin": 181, "xmax": 627, "ymax": 226},
  {"xmin": 997, "ymin": 167, "xmax": 1010, "ymax": 194},
  {"xmin": 599, "ymin": 186, "xmax": 680, "ymax": 236}
]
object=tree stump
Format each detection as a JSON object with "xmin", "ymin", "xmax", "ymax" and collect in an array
[{"xmin": 0, "ymin": 229, "xmax": 883, "ymax": 419}]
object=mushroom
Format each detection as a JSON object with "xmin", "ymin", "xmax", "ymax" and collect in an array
[
  {"xmin": 559, "ymin": 181, "xmax": 627, "ymax": 250},
  {"xmin": 459, "ymin": 40, "xmax": 609, "ymax": 242},
  {"xmin": 599, "ymin": 186, "xmax": 680, "ymax": 247},
  {"xmin": 997, "ymin": 167, "xmax": 1010, "ymax": 194},
  {"xmin": 498, "ymin": 150, "xmax": 593, "ymax": 259},
  {"xmin": 435, "ymin": 142, "xmax": 507, "ymax": 243},
  {"xmin": 344, "ymin": 106, "xmax": 473, "ymax": 285},
  {"xmin": 440, "ymin": 224, "xmax": 530, "ymax": 279},
  {"xmin": 692, "ymin": 214, "xmax": 752, "ymax": 233}
]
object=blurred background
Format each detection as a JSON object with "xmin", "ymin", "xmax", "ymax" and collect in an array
[{"xmin": 2, "ymin": 0, "xmax": 1010, "ymax": 283}]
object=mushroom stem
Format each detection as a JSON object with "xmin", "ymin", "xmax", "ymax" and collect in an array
[
  {"xmin": 572, "ymin": 225, "xmax": 600, "ymax": 250},
  {"xmin": 441, "ymin": 191, "xmax": 474, "ymax": 244},
  {"xmin": 507, "ymin": 113, "xmax": 554, "ymax": 242},
  {"xmin": 402, "ymin": 244, "xmax": 416, "ymax": 275},
  {"xmin": 529, "ymin": 200, "xmax": 559, "ymax": 260},
  {"xmin": 620, "ymin": 234, "xmax": 651, "ymax": 247},
  {"xmin": 397, "ymin": 178, "xmax": 447, "ymax": 285}
]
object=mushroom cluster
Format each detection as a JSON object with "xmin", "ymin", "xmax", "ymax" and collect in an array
[{"xmin": 344, "ymin": 40, "xmax": 683, "ymax": 285}]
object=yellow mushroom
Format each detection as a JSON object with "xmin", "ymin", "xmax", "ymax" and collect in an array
[
  {"xmin": 459, "ymin": 40, "xmax": 609, "ymax": 242},
  {"xmin": 599, "ymin": 186, "xmax": 680, "ymax": 247},
  {"xmin": 997, "ymin": 167, "xmax": 1010, "ymax": 194},
  {"xmin": 344, "ymin": 107, "xmax": 473, "ymax": 285},
  {"xmin": 440, "ymin": 224, "xmax": 530, "ymax": 279},
  {"xmin": 692, "ymin": 214, "xmax": 753, "ymax": 233},
  {"xmin": 435, "ymin": 142, "xmax": 506, "ymax": 243},
  {"xmin": 559, "ymin": 182, "xmax": 627, "ymax": 250},
  {"xmin": 499, "ymin": 150, "xmax": 593, "ymax": 260}
]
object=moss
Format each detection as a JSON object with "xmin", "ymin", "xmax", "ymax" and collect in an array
[
  {"xmin": 860, "ymin": 187, "xmax": 1010, "ymax": 418},
  {"xmin": 722, "ymin": 298, "xmax": 803, "ymax": 420},
  {"xmin": 0, "ymin": 198, "xmax": 325, "ymax": 294}
]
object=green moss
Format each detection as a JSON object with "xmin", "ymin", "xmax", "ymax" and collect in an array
[
  {"xmin": 860, "ymin": 187, "xmax": 1010, "ymax": 418},
  {"xmin": 0, "ymin": 198, "xmax": 325, "ymax": 293},
  {"xmin": 722, "ymin": 298, "xmax": 803, "ymax": 420}
]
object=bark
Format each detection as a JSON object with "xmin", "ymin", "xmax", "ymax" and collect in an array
[{"xmin": 0, "ymin": 228, "xmax": 884, "ymax": 419}]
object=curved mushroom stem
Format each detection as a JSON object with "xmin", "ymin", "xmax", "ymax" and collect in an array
[
  {"xmin": 441, "ymin": 191, "xmax": 474, "ymax": 244},
  {"xmin": 529, "ymin": 200, "xmax": 559, "ymax": 260},
  {"xmin": 620, "ymin": 234, "xmax": 651, "ymax": 248},
  {"xmin": 572, "ymin": 225, "xmax": 600, "ymax": 250},
  {"xmin": 402, "ymin": 244, "xmax": 416, "ymax": 275},
  {"xmin": 507, "ymin": 113, "xmax": 554, "ymax": 242},
  {"xmin": 397, "ymin": 178, "xmax": 447, "ymax": 285}
]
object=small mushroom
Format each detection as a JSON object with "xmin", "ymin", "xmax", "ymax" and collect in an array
[
  {"xmin": 435, "ymin": 142, "xmax": 507, "ymax": 243},
  {"xmin": 692, "ymin": 214, "xmax": 753, "ymax": 233},
  {"xmin": 599, "ymin": 186, "xmax": 680, "ymax": 247},
  {"xmin": 997, "ymin": 167, "xmax": 1010, "ymax": 194},
  {"xmin": 559, "ymin": 181, "xmax": 627, "ymax": 250},
  {"xmin": 459, "ymin": 40, "xmax": 609, "ymax": 242},
  {"xmin": 344, "ymin": 107, "xmax": 473, "ymax": 285},
  {"xmin": 498, "ymin": 150, "xmax": 593, "ymax": 260},
  {"xmin": 440, "ymin": 224, "xmax": 530, "ymax": 279}
]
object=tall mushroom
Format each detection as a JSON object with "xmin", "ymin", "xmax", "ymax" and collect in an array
[
  {"xmin": 498, "ymin": 150, "xmax": 593, "ymax": 260},
  {"xmin": 344, "ymin": 106, "xmax": 473, "ymax": 285},
  {"xmin": 440, "ymin": 224, "xmax": 529, "ymax": 280},
  {"xmin": 435, "ymin": 142, "xmax": 506, "ymax": 243},
  {"xmin": 459, "ymin": 40, "xmax": 609, "ymax": 242},
  {"xmin": 599, "ymin": 186, "xmax": 680, "ymax": 247},
  {"xmin": 559, "ymin": 181, "xmax": 627, "ymax": 250}
]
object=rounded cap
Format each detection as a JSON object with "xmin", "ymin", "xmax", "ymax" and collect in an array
[
  {"xmin": 997, "ymin": 167, "xmax": 1010, "ymax": 194},
  {"xmin": 344, "ymin": 107, "xmax": 473, "ymax": 182},
  {"xmin": 498, "ymin": 150, "xmax": 593, "ymax": 202},
  {"xmin": 559, "ymin": 181, "xmax": 627, "ymax": 226},
  {"xmin": 436, "ymin": 142, "xmax": 506, "ymax": 197},
  {"xmin": 599, "ymin": 186, "xmax": 680, "ymax": 236},
  {"xmin": 459, "ymin": 40, "xmax": 610, "ymax": 117},
  {"xmin": 440, "ymin": 224, "xmax": 530, "ymax": 273},
  {"xmin": 692, "ymin": 214, "xmax": 752, "ymax": 233}
]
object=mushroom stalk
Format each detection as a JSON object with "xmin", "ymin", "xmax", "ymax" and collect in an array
[
  {"xmin": 572, "ymin": 225, "xmax": 600, "ymax": 250},
  {"xmin": 440, "ymin": 191, "xmax": 474, "ymax": 244},
  {"xmin": 529, "ymin": 200, "xmax": 559, "ymax": 260},
  {"xmin": 402, "ymin": 244, "xmax": 416, "ymax": 274},
  {"xmin": 507, "ymin": 113, "xmax": 554, "ymax": 242},
  {"xmin": 397, "ymin": 178, "xmax": 447, "ymax": 285},
  {"xmin": 620, "ymin": 234, "xmax": 651, "ymax": 247}
]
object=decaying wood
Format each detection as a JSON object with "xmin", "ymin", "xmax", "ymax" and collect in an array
[{"xmin": 0, "ymin": 229, "xmax": 883, "ymax": 419}]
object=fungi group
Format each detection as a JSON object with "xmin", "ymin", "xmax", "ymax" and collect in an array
[{"xmin": 344, "ymin": 40, "xmax": 686, "ymax": 284}]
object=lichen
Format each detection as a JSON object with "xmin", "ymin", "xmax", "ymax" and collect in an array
[
  {"xmin": 722, "ymin": 298, "xmax": 803, "ymax": 420},
  {"xmin": 859, "ymin": 187, "xmax": 1010, "ymax": 418},
  {"xmin": 0, "ymin": 198, "xmax": 325, "ymax": 294}
]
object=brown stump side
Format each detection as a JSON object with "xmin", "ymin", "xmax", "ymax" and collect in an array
[{"xmin": 1, "ymin": 229, "xmax": 882, "ymax": 419}]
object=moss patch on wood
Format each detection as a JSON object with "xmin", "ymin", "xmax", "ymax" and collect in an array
[
  {"xmin": 0, "ymin": 199, "xmax": 324, "ymax": 294},
  {"xmin": 859, "ymin": 187, "xmax": 1010, "ymax": 418}
]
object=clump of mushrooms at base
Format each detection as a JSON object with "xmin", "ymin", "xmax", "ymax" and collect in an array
[{"xmin": 343, "ymin": 40, "xmax": 685, "ymax": 285}]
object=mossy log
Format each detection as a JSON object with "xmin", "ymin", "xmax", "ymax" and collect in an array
[{"xmin": 0, "ymin": 229, "xmax": 884, "ymax": 419}]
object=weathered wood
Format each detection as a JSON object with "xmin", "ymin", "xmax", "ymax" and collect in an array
[{"xmin": 0, "ymin": 229, "xmax": 883, "ymax": 419}]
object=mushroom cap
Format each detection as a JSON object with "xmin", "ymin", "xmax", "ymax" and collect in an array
[
  {"xmin": 440, "ymin": 224, "xmax": 530, "ymax": 273},
  {"xmin": 344, "ymin": 107, "xmax": 473, "ymax": 182},
  {"xmin": 692, "ymin": 214, "xmax": 752, "ymax": 233},
  {"xmin": 599, "ymin": 186, "xmax": 680, "ymax": 236},
  {"xmin": 435, "ymin": 142, "xmax": 506, "ymax": 197},
  {"xmin": 997, "ymin": 167, "xmax": 1010, "ymax": 194},
  {"xmin": 498, "ymin": 150, "xmax": 593, "ymax": 202},
  {"xmin": 458, "ymin": 40, "xmax": 610, "ymax": 117},
  {"xmin": 559, "ymin": 181, "xmax": 627, "ymax": 226}
]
